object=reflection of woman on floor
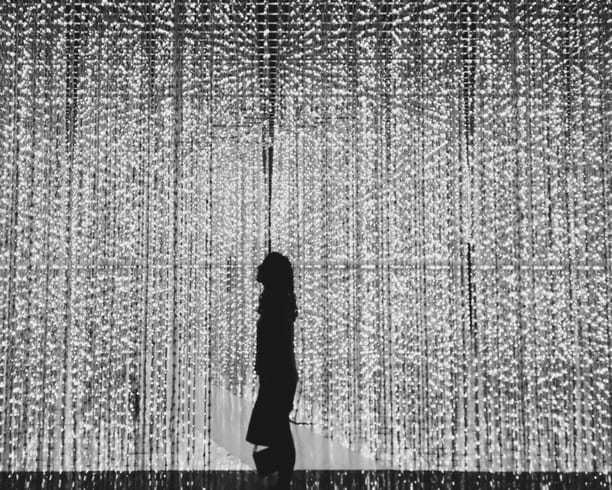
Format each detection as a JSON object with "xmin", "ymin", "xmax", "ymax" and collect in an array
[{"xmin": 246, "ymin": 252, "xmax": 299, "ymax": 489}]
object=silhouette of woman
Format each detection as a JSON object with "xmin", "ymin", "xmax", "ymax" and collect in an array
[{"xmin": 246, "ymin": 252, "xmax": 298, "ymax": 489}]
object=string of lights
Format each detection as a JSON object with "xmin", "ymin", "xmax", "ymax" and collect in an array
[{"xmin": 0, "ymin": 0, "xmax": 610, "ymax": 475}]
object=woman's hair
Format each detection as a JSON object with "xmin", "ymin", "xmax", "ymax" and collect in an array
[{"xmin": 257, "ymin": 252, "xmax": 298, "ymax": 322}]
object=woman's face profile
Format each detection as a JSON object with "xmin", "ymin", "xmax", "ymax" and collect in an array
[{"xmin": 256, "ymin": 253, "xmax": 287, "ymax": 286}]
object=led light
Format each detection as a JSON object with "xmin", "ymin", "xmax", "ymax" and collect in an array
[{"xmin": 0, "ymin": 0, "xmax": 610, "ymax": 475}]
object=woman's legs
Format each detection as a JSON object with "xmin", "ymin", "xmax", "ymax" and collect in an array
[{"xmin": 273, "ymin": 417, "xmax": 295, "ymax": 489}]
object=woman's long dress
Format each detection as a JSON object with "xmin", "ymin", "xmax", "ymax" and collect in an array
[{"xmin": 246, "ymin": 310, "xmax": 297, "ymax": 446}]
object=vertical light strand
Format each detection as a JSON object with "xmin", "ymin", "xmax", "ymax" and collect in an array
[{"xmin": 0, "ymin": 0, "xmax": 610, "ymax": 477}]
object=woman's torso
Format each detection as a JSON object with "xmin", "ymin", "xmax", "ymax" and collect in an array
[{"xmin": 256, "ymin": 313, "xmax": 296, "ymax": 381}]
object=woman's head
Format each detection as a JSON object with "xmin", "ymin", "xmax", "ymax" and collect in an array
[
  {"xmin": 256, "ymin": 252, "xmax": 293, "ymax": 288},
  {"xmin": 256, "ymin": 251, "xmax": 298, "ymax": 321}
]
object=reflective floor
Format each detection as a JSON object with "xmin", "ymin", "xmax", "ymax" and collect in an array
[
  {"xmin": 211, "ymin": 385, "xmax": 393, "ymax": 471},
  {"xmin": 2, "ymin": 386, "xmax": 609, "ymax": 488}
]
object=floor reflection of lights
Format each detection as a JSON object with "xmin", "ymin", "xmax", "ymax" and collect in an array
[
  {"xmin": 211, "ymin": 385, "xmax": 394, "ymax": 471},
  {"xmin": 1, "ymin": 386, "xmax": 610, "ymax": 489}
]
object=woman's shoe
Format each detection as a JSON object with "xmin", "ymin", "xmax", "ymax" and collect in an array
[
  {"xmin": 260, "ymin": 471, "xmax": 279, "ymax": 489},
  {"xmin": 270, "ymin": 472, "xmax": 291, "ymax": 490},
  {"xmin": 270, "ymin": 481, "xmax": 290, "ymax": 490}
]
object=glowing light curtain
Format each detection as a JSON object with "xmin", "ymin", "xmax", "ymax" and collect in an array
[
  {"xmin": 0, "ymin": 0, "xmax": 611, "ymax": 475},
  {"xmin": 0, "ymin": 0, "xmax": 265, "ymax": 471},
  {"xmin": 271, "ymin": 0, "xmax": 611, "ymax": 472}
]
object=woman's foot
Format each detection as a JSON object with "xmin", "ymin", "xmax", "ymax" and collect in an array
[
  {"xmin": 271, "ymin": 470, "xmax": 291, "ymax": 490},
  {"xmin": 261, "ymin": 471, "xmax": 278, "ymax": 489},
  {"xmin": 270, "ymin": 480, "xmax": 290, "ymax": 490}
]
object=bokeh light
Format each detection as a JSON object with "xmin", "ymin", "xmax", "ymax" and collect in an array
[{"xmin": 0, "ymin": 0, "xmax": 610, "ymax": 477}]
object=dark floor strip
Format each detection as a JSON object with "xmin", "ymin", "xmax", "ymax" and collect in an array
[{"xmin": 0, "ymin": 470, "xmax": 610, "ymax": 490}]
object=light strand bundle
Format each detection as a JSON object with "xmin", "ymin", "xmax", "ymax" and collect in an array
[{"xmin": 0, "ymin": 0, "xmax": 610, "ymax": 474}]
